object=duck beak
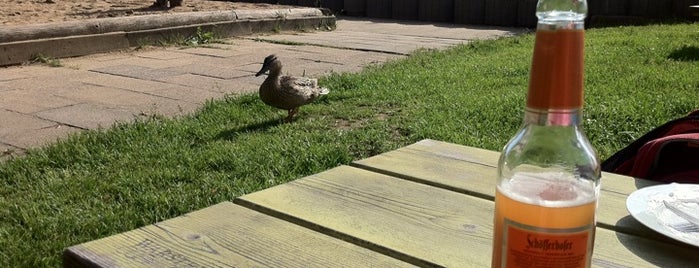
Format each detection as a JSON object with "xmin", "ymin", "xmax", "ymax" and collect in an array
[{"xmin": 255, "ymin": 64, "xmax": 268, "ymax": 77}]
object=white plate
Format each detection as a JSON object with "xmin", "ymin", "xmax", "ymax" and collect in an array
[{"xmin": 626, "ymin": 183, "xmax": 699, "ymax": 247}]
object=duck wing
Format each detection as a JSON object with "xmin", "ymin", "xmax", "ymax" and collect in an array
[{"xmin": 279, "ymin": 76, "xmax": 329, "ymax": 103}]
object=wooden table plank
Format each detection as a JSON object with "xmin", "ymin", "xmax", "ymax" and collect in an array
[
  {"xmin": 236, "ymin": 165, "xmax": 699, "ymax": 268},
  {"xmin": 63, "ymin": 202, "xmax": 414, "ymax": 268},
  {"xmin": 351, "ymin": 139, "xmax": 671, "ymax": 241},
  {"xmin": 352, "ymin": 139, "xmax": 498, "ymax": 199},
  {"xmin": 237, "ymin": 165, "xmax": 495, "ymax": 267}
]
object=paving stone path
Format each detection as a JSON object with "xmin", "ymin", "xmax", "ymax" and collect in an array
[{"xmin": 0, "ymin": 16, "xmax": 523, "ymax": 160}]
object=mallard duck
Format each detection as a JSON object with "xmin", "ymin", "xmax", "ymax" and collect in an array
[{"xmin": 255, "ymin": 54, "xmax": 329, "ymax": 122}]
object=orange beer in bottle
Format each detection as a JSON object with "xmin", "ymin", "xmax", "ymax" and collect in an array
[{"xmin": 491, "ymin": 0, "xmax": 601, "ymax": 267}]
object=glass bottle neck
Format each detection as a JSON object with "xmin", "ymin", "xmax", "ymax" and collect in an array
[
  {"xmin": 526, "ymin": 20, "xmax": 585, "ymax": 111},
  {"xmin": 524, "ymin": 108, "xmax": 582, "ymax": 126},
  {"xmin": 537, "ymin": 19, "xmax": 585, "ymax": 31}
]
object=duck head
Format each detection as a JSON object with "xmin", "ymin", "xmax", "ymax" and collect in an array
[{"xmin": 255, "ymin": 54, "xmax": 281, "ymax": 77}]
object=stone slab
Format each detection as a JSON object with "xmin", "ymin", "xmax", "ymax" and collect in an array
[
  {"xmin": 0, "ymin": 82, "xmax": 11, "ymax": 92},
  {"xmin": 0, "ymin": 109, "xmax": 55, "ymax": 133},
  {"xmin": 334, "ymin": 17, "xmax": 523, "ymax": 40},
  {"xmin": 172, "ymin": 46, "xmax": 239, "ymax": 59},
  {"xmin": 0, "ymin": 69, "xmax": 30, "ymax": 82},
  {"xmin": 164, "ymin": 64, "xmax": 254, "ymax": 80},
  {"xmin": 3, "ymin": 124, "xmax": 81, "ymax": 149},
  {"xmin": 60, "ymin": 54, "xmax": 141, "ymax": 71},
  {"xmin": 68, "ymin": 50, "xmax": 200, "ymax": 70},
  {"xmin": 90, "ymin": 64, "xmax": 186, "ymax": 82},
  {"xmin": 135, "ymin": 50, "xmax": 189, "ymax": 60},
  {"xmin": 253, "ymin": 30, "xmax": 464, "ymax": 55},
  {"xmin": 50, "ymin": 83, "xmax": 200, "ymax": 118},
  {"xmin": 148, "ymin": 86, "xmax": 227, "ymax": 105},
  {"xmin": 252, "ymin": 17, "xmax": 525, "ymax": 55},
  {"xmin": 78, "ymin": 72, "xmax": 179, "ymax": 93},
  {"xmin": 0, "ymin": 109, "xmax": 81, "ymax": 148},
  {"xmin": 159, "ymin": 74, "xmax": 250, "ymax": 93},
  {"xmin": 130, "ymin": 98, "xmax": 203, "ymax": 118},
  {"xmin": 0, "ymin": 143, "xmax": 23, "ymax": 161},
  {"xmin": 35, "ymin": 103, "xmax": 139, "ymax": 130},
  {"xmin": 2, "ymin": 69, "xmax": 91, "ymax": 92},
  {"xmin": 0, "ymin": 89, "xmax": 79, "ymax": 114},
  {"xmin": 55, "ymin": 84, "xmax": 164, "ymax": 106}
]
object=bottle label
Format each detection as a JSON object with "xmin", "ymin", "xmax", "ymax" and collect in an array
[{"xmin": 502, "ymin": 219, "xmax": 593, "ymax": 268}]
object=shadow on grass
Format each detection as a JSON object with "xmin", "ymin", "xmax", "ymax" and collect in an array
[
  {"xmin": 668, "ymin": 45, "xmax": 699, "ymax": 61},
  {"xmin": 216, "ymin": 118, "xmax": 282, "ymax": 141}
]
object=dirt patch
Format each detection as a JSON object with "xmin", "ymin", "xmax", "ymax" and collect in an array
[{"xmin": 2, "ymin": 0, "xmax": 297, "ymax": 26}]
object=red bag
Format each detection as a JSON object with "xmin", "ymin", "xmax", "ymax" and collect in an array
[{"xmin": 601, "ymin": 110, "xmax": 699, "ymax": 183}]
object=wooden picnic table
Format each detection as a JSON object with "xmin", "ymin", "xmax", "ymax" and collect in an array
[{"xmin": 63, "ymin": 139, "xmax": 699, "ymax": 267}]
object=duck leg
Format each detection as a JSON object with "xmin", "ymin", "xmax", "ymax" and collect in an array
[{"xmin": 285, "ymin": 108, "xmax": 299, "ymax": 122}]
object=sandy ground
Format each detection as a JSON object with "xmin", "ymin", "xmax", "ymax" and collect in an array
[{"xmin": 1, "ymin": 0, "xmax": 295, "ymax": 26}]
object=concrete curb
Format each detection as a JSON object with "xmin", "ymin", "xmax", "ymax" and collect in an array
[{"xmin": 0, "ymin": 8, "xmax": 335, "ymax": 66}]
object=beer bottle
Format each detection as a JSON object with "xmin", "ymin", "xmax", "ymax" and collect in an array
[{"xmin": 491, "ymin": 0, "xmax": 601, "ymax": 267}]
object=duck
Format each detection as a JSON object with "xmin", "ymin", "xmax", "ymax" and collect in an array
[{"xmin": 255, "ymin": 54, "xmax": 329, "ymax": 122}]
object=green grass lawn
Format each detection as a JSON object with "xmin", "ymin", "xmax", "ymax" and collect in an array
[{"xmin": 2, "ymin": 22, "xmax": 698, "ymax": 267}]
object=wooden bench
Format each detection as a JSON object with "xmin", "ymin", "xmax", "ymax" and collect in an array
[{"xmin": 64, "ymin": 139, "xmax": 699, "ymax": 267}]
